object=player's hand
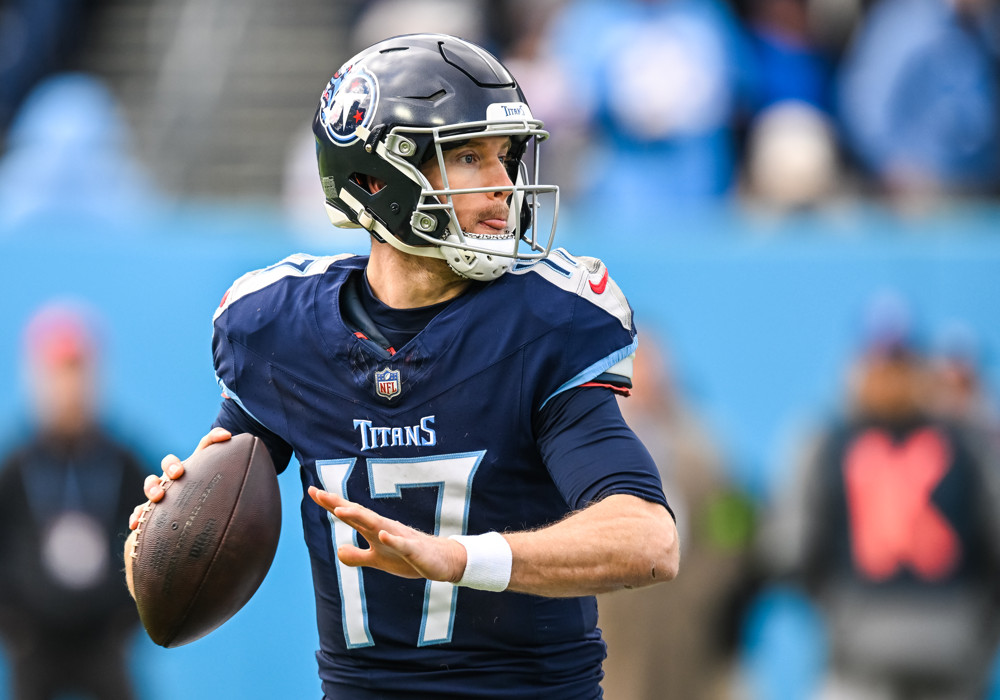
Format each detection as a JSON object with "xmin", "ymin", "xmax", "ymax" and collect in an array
[
  {"xmin": 308, "ymin": 486, "xmax": 468, "ymax": 584},
  {"xmin": 124, "ymin": 427, "xmax": 232, "ymax": 599},
  {"xmin": 127, "ymin": 427, "xmax": 232, "ymax": 530}
]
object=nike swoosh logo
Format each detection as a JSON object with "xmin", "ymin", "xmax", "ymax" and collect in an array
[{"xmin": 589, "ymin": 268, "xmax": 609, "ymax": 294}]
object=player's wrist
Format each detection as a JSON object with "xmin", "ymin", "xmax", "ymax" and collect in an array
[
  {"xmin": 447, "ymin": 532, "xmax": 512, "ymax": 592},
  {"xmin": 446, "ymin": 537, "xmax": 468, "ymax": 584}
]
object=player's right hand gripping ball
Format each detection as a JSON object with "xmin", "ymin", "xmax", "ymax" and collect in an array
[{"xmin": 130, "ymin": 433, "xmax": 281, "ymax": 647}]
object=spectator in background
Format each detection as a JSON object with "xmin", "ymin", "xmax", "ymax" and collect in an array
[
  {"xmin": 763, "ymin": 291, "xmax": 1000, "ymax": 699},
  {"xmin": 0, "ymin": 72, "xmax": 159, "ymax": 232},
  {"xmin": 598, "ymin": 329, "xmax": 756, "ymax": 700},
  {"xmin": 0, "ymin": 301, "xmax": 148, "ymax": 700},
  {"xmin": 346, "ymin": 0, "xmax": 493, "ymax": 55},
  {"xmin": 740, "ymin": 99, "xmax": 844, "ymax": 214},
  {"xmin": 736, "ymin": 0, "xmax": 851, "ymax": 215},
  {"xmin": 836, "ymin": 0, "xmax": 1000, "ymax": 210},
  {"xmin": 0, "ymin": 0, "xmax": 101, "ymax": 136},
  {"xmin": 499, "ymin": 0, "xmax": 591, "ymax": 203},
  {"xmin": 744, "ymin": 0, "xmax": 837, "ymax": 115},
  {"xmin": 929, "ymin": 320, "xmax": 1000, "ymax": 446},
  {"xmin": 542, "ymin": 0, "xmax": 758, "ymax": 223}
]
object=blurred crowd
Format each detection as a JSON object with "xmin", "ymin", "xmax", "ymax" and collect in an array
[
  {"xmin": 340, "ymin": 0, "xmax": 1000, "ymax": 222},
  {"xmin": 2, "ymin": 0, "xmax": 999, "ymax": 228}
]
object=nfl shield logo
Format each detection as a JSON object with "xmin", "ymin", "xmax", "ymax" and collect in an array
[{"xmin": 374, "ymin": 367, "xmax": 401, "ymax": 400}]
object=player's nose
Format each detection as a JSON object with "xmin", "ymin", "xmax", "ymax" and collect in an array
[{"xmin": 486, "ymin": 159, "xmax": 514, "ymax": 199}]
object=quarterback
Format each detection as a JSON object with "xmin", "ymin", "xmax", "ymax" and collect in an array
[{"xmin": 127, "ymin": 33, "xmax": 679, "ymax": 699}]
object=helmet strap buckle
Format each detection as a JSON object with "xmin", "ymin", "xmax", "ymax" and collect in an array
[{"xmin": 357, "ymin": 209, "xmax": 376, "ymax": 231}]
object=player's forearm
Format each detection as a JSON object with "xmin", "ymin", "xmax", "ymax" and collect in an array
[{"xmin": 503, "ymin": 494, "xmax": 679, "ymax": 597}]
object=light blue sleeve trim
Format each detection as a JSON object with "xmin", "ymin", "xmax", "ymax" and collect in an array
[
  {"xmin": 216, "ymin": 375, "xmax": 275, "ymax": 434},
  {"xmin": 540, "ymin": 336, "xmax": 638, "ymax": 410}
]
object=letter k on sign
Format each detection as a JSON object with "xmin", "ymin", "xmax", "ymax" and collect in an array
[{"xmin": 843, "ymin": 428, "xmax": 960, "ymax": 582}]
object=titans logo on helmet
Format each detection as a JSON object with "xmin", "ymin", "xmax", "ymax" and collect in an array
[{"xmin": 319, "ymin": 65, "xmax": 378, "ymax": 144}]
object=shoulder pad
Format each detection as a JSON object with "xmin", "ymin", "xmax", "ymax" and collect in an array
[
  {"xmin": 214, "ymin": 253, "xmax": 354, "ymax": 320},
  {"xmin": 509, "ymin": 248, "xmax": 633, "ymax": 331}
]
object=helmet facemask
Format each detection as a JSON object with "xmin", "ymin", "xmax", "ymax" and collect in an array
[{"xmin": 376, "ymin": 115, "xmax": 560, "ymax": 280}]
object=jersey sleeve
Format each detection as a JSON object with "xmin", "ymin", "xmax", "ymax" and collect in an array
[
  {"xmin": 534, "ymin": 386, "xmax": 672, "ymax": 515},
  {"xmin": 211, "ymin": 307, "xmax": 290, "ymax": 440},
  {"xmin": 210, "ymin": 253, "xmax": 353, "ymax": 472},
  {"xmin": 212, "ymin": 398, "xmax": 294, "ymax": 474},
  {"xmin": 520, "ymin": 250, "xmax": 638, "ymax": 408}
]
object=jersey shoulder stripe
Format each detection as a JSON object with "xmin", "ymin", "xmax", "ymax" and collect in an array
[
  {"xmin": 542, "ymin": 335, "xmax": 638, "ymax": 408},
  {"xmin": 213, "ymin": 253, "xmax": 356, "ymax": 321},
  {"xmin": 508, "ymin": 248, "xmax": 638, "ymax": 404},
  {"xmin": 510, "ymin": 247, "xmax": 632, "ymax": 332}
]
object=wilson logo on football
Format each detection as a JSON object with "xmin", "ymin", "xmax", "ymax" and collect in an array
[{"xmin": 320, "ymin": 66, "xmax": 378, "ymax": 144}]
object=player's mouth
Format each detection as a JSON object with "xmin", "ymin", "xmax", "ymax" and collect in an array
[{"xmin": 472, "ymin": 205, "xmax": 510, "ymax": 236}]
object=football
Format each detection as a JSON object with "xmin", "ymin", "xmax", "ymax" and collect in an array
[{"xmin": 130, "ymin": 432, "xmax": 281, "ymax": 647}]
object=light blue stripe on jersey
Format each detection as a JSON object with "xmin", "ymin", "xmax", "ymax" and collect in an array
[
  {"xmin": 540, "ymin": 336, "xmax": 638, "ymax": 409},
  {"xmin": 216, "ymin": 375, "xmax": 275, "ymax": 435}
]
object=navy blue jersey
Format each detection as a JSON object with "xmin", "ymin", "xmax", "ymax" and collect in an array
[{"xmin": 211, "ymin": 249, "xmax": 668, "ymax": 699}]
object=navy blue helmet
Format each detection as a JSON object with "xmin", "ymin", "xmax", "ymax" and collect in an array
[{"xmin": 312, "ymin": 33, "xmax": 559, "ymax": 280}]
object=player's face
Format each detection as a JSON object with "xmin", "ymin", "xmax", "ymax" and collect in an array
[{"xmin": 421, "ymin": 136, "xmax": 514, "ymax": 237}]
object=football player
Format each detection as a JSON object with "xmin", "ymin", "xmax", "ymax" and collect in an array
[{"xmin": 126, "ymin": 33, "xmax": 679, "ymax": 699}]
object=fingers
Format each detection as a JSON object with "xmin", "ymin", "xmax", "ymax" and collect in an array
[
  {"xmin": 133, "ymin": 467, "xmax": 171, "ymax": 530},
  {"xmin": 332, "ymin": 503, "xmax": 388, "ymax": 534},
  {"xmin": 336, "ymin": 542, "xmax": 382, "ymax": 568},
  {"xmin": 308, "ymin": 485, "xmax": 347, "ymax": 511},
  {"xmin": 151, "ymin": 427, "xmax": 229, "ymax": 489},
  {"xmin": 310, "ymin": 487, "xmax": 426, "ymax": 544},
  {"xmin": 334, "ymin": 535, "xmax": 423, "ymax": 581},
  {"xmin": 308, "ymin": 487, "xmax": 386, "ymax": 522},
  {"xmin": 159, "ymin": 453, "xmax": 185, "ymax": 479},
  {"xmin": 128, "ymin": 503, "xmax": 149, "ymax": 531},
  {"xmin": 145, "ymin": 427, "xmax": 230, "ymax": 498},
  {"xmin": 309, "ymin": 487, "xmax": 385, "ymax": 536},
  {"xmin": 129, "ymin": 427, "xmax": 233, "ymax": 532},
  {"xmin": 378, "ymin": 530, "xmax": 415, "ymax": 556},
  {"xmin": 309, "ymin": 486, "xmax": 462, "ymax": 582},
  {"xmin": 144, "ymin": 473, "xmax": 166, "ymax": 501},
  {"xmin": 193, "ymin": 427, "xmax": 231, "ymax": 456}
]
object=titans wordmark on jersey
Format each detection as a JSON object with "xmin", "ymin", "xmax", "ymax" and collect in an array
[{"xmin": 212, "ymin": 249, "xmax": 661, "ymax": 699}]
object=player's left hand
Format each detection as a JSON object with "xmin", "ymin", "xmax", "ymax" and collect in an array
[{"xmin": 308, "ymin": 486, "xmax": 467, "ymax": 584}]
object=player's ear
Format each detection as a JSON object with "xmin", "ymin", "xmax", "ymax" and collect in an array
[{"xmin": 363, "ymin": 175, "xmax": 386, "ymax": 194}]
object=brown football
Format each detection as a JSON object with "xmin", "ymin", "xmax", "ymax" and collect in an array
[{"xmin": 130, "ymin": 433, "xmax": 281, "ymax": 647}]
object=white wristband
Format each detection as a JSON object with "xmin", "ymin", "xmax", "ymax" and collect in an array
[{"xmin": 448, "ymin": 532, "xmax": 512, "ymax": 592}]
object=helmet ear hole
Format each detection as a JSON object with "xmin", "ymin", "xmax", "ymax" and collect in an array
[{"xmin": 353, "ymin": 173, "xmax": 384, "ymax": 194}]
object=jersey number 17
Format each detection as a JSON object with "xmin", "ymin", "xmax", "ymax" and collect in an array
[{"xmin": 317, "ymin": 451, "xmax": 485, "ymax": 648}]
